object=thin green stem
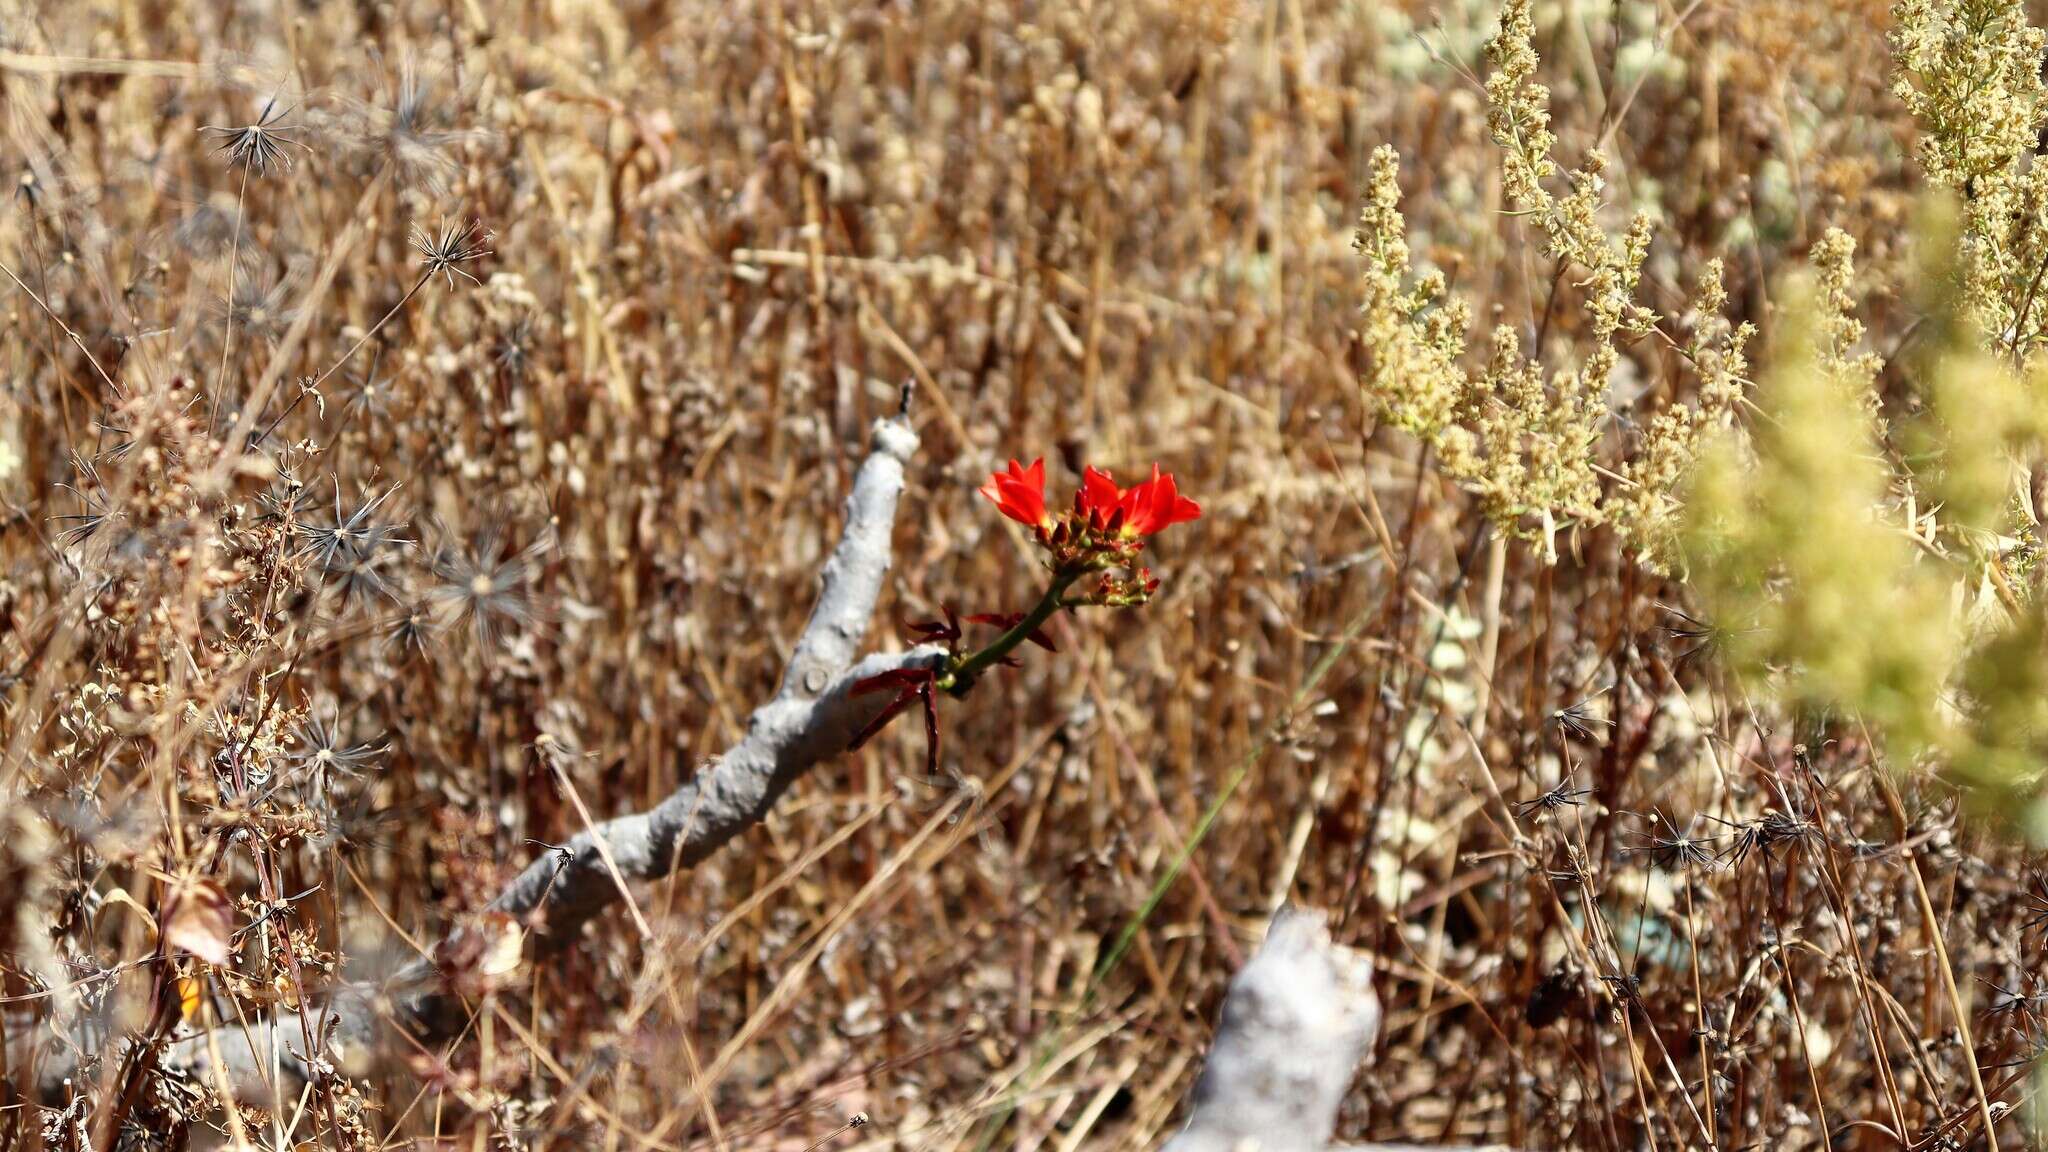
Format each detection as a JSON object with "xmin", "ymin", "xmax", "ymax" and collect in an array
[{"xmin": 941, "ymin": 571, "xmax": 1077, "ymax": 695}]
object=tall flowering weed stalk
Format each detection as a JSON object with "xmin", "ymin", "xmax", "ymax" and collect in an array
[
  {"xmin": 1687, "ymin": 203, "xmax": 2048, "ymax": 830},
  {"xmin": 848, "ymin": 459, "xmax": 1200, "ymax": 772},
  {"xmin": 1892, "ymin": 0, "xmax": 2048, "ymax": 363},
  {"xmin": 1355, "ymin": 0, "xmax": 1752, "ymax": 565}
]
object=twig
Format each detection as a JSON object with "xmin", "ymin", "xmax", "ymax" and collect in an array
[
  {"xmin": 386, "ymin": 403, "xmax": 940, "ymax": 1025},
  {"xmin": 1875, "ymin": 772, "xmax": 2004, "ymax": 1152},
  {"xmin": 0, "ymin": 257, "xmax": 119, "ymax": 393}
]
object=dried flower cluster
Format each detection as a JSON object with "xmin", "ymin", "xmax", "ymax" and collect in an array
[
  {"xmin": 1894, "ymin": 0, "xmax": 2048, "ymax": 360},
  {"xmin": 1687, "ymin": 270, "xmax": 1954, "ymax": 755},
  {"xmin": 1356, "ymin": 0, "xmax": 1752, "ymax": 564}
]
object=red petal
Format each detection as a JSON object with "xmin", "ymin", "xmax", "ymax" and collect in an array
[
  {"xmin": 1080, "ymin": 466, "xmax": 1122, "ymax": 518},
  {"xmin": 1117, "ymin": 466, "xmax": 1197, "ymax": 536},
  {"xmin": 982, "ymin": 458, "xmax": 1050, "ymax": 527},
  {"xmin": 1118, "ymin": 485, "xmax": 1154, "ymax": 536}
]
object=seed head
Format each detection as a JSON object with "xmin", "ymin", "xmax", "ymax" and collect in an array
[
  {"xmin": 201, "ymin": 97, "xmax": 311, "ymax": 176},
  {"xmin": 428, "ymin": 519, "xmax": 551, "ymax": 649},
  {"xmin": 411, "ymin": 219, "xmax": 492, "ymax": 288},
  {"xmin": 291, "ymin": 707, "xmax": 387, "ymax": 784},
  {"xmin": 349, "ymin": 58, "xmax": 477, "ymax": 193},
  {"xmin": 220, "ymin": 260, "xmax": 300, "ymax": 344},
  {"xmin": 1515, "ymin": 778, "xmax": 1592, "ymax": 820}
]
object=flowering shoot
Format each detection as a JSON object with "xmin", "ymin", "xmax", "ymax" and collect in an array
[{"xmin": 855, "ymin": 457, "xmax": 1200, "ymax": 772}]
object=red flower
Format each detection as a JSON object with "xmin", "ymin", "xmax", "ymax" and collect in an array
[
  {"xmin": 1117, "ymin": 465, "xmax": 1202, "ymax": 536},
  {"xmin": 1079, "ymin": 466, "xmax": 1124, "ymax": 530},
  {"xmin": 1075, "ymin": 464, "xmax": 1202, "ymax": 538},
  {"xmin": 979, "ymin": 458, "xmax": 1050, "ymax": 529}
]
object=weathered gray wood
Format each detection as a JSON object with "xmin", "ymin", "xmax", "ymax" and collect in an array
[{"xmin": 1165, "ymin": 908, "xmax": 1515, "ymax": 1152}]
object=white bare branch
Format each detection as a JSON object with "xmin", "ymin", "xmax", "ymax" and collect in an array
[{"xmin": 1165, "ymin": 908, "xmax": 1515, "ymax": 1152}]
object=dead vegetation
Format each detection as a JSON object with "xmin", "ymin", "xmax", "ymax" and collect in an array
[{"xmin": 3, "ymin": 0, "xmax": 2048, "ymax": 1150}]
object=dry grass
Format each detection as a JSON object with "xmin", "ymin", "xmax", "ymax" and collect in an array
[{"xmin": 1, "ymin": 0, "xmax": 2044, "ymax": 1150}]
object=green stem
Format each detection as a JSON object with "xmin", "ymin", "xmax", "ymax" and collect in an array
[{"xmin": 941, "ymin": 571, "xmax": 1077, "ymax": 696}]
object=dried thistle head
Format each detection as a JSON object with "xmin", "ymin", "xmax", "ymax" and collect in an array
[
  {"xmin": 427, "ymin": 518, "xmax": 551, "ymax": 649},
  {"xmin": 295, "ymin": 480, "xmax": 407, "ymax": 575},
  {"xmin": 493, "ymin": 316, "xmax": 534, "ymax": 380},
  {"xmin": 1655, "ymin": 603, "xmax": 1739, "ymax": 671},
  {"xmin": 218, "ymin": 256, "xmax": 303, "ymax": 345},
  {"xmin": 344, "ymin": 57, "xmax": 480, "ymax": 194},
  {"xmin": 167, "ymin": 192, "xmax": 240, "ymax": 257},
  {"xmin": 50, "ymin": 457, "xmax": 116, "ymax": 548},
  {"xmin": 290, "ymin": 705, "xmax": 387, "ymax": 786},
  {"xmin": 1548, "ymin": 687, "xmax": 1612, "ymax": 744},
  {"xmin": 382, "ymin": 602, "xmax": 439, "ymax": 659},
  {"xmin": 1981, "ymin": 977, "xmax": 2048, "ymax": 1037},
  {"xmin": 411, "ymin": 219, "xmax": 492, "ymax": 288},
  {"xmin": 1514, "ymin": 778, "xmax": 1592, "ymax": 821},
  {"xmin": 200, "ymin": 96, "xmax": 311, "ymax": 176}
]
